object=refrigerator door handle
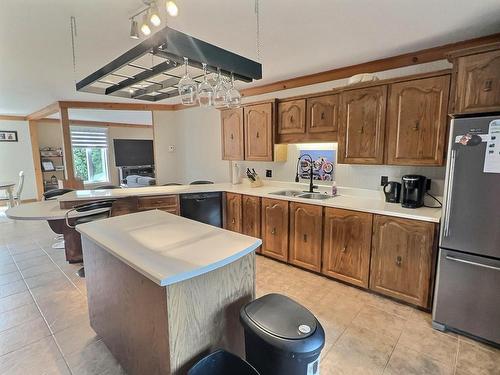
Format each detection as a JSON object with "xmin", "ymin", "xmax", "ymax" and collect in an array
[
  {"xmin": 444, "ymin": 149, "xmax": 457, "ymax": 237},
  {"xmin": 445, "ymin": 255, "xmax": 500, "ymax": 272}
]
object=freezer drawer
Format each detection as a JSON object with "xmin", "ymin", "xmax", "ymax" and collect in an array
[{"xmin": 433, "ymin": 249, "xmax": 500, "ymax": 344}]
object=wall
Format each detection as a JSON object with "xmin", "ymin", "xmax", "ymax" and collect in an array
[
  {"xmin": 0, "ymin": 120, "xmax": 36, "ymax": 200},
  {"xmin": 153, "ymin": 60, "xmax": 451, "ymax": 193}
]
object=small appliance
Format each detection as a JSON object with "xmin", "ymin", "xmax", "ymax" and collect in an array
[
  {"xmin": 383, "ymin": 181, "xmax": 401, "ymax": 203},
  {"xmin": 401, "ymin": 175, "xmax": 426, "ymax": 208}
]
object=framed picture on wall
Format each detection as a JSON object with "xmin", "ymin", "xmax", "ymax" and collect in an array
[{"xmin": 0, "ymin": 130, "xmax": 18, "ymax": 142}]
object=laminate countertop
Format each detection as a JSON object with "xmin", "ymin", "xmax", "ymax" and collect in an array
[
  {"xmin": 76, "ymin": 210, "xmax": 261, "ymax": 286},
  {"xmin": 59, "ymin": 181, "xmax": 442, "ymax": 223}
]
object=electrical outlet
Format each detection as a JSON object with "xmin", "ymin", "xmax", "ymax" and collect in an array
[
  {"xmin": 168, "ymin": 145, "xmax": 175, "ymax": 152},
  {"xmin": 380, "ymin": 176, "xmax": 388, "ymax": 186},
  {"xmin": 266, "ymin": 169, "xmax": 272, "ymax": 178}
]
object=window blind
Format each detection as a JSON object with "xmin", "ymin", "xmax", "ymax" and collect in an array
[{"xmin": 70, "ymin": 127, "xmax": 108, "ymax": 148}]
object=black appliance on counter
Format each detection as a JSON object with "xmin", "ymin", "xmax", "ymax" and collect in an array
[
  {"xmin": 401, "ymin": 175, "xmax": 426, "ymax": 208},
  {"xmin": 383, "ymin": 181, "xmax": 401, "ymax": 203},
  {"xmin": 180, "ymin": 192, "xmax": 222, "ymax": 228}
]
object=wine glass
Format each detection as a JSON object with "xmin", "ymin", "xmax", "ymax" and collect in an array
[
  {"xmin": 198, "ymin": 63, "xmax": 214, "ymax": 107},
  {"xmin": 213, "ymin": 68, "xmax": 229, "ymax": 108},
  {"xmin": 177, "ymin": 57, "xmax": 197, "ymax": 105},
  {"xmin": 226, "ymin": 73, "xmax": 242, "ymax": 108}
]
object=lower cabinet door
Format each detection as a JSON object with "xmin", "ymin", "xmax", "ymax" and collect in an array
[
  {"xmin": 241, "ymin": 195, "xmax": 261, "ymax": 253},
  {"xmin": 261, "ymin": 198, "xmax": 289, "ymax": 262},
  {"xmin": 322, "ymin": 208, "xmax": 372, "ymax": 287},
  {"xmin": 225, "ymin": 193, "xmax": 242, "ymax": 233},
  {"xmin": 289, "ymin": 202, "xmax": 323, "ymax": 272},
  {"xmin": 369, "ymin": 215, "xmax": 436, "ymax": 308}
]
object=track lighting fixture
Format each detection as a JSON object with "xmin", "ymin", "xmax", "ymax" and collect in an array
[
  {"xmin": 149, "ymin": 2, "xmax": 161, "ymax": 26},
  {"xmin": 129, "ymin": 19, "xmax": 140, "ymax": 39},
  {"xmin": 166, "ymin": 1, "xmax": 178, "ymax": 17},
  {"xmin": 140, "ymin": 13, "xmax": 151, "ymax": 36}
]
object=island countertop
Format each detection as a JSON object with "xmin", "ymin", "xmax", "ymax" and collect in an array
[{"xmin": 75, "ymin": 209, "xmax": 262, "ymax": 286}]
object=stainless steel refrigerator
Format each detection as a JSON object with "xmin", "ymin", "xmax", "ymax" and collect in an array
[{"xmin": 432, "ymin": 114, "xmax": 500, "ymax": 345}]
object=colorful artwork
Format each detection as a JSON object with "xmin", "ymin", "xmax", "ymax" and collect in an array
[{"xmin": 299, "ymin": 149, "xmax": 336, "ymax": 181}]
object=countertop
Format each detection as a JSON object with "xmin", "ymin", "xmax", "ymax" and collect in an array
[
  {"xmin": 59, "ymin": 181, "xmax": 442, "ymax": 223},
  {"xmin": 5, "ymin": 200, "xmax": 99, "ymax": 221},
  {"xmin": 76, "ymin": 210, "xmax": 262, "ymax": 286}
]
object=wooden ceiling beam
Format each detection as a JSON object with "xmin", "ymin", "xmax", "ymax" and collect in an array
[
  {"xmin": 58, "ymin": 101, "xmax": 176, "ymax": 111},
  {"xmin": 36, "ymin": 118, "xmax": 152, "ymax": 128},
  {"xmin": 240, "ymin": 32, "xmax": 500, "ymax": 98},
  {"xmin": 26, "ymin": 102, "xmax": 60, "ymax": 120},
  {"xmin": 0, "ymin": 115, "xmax": 27, "ymax": 121}
]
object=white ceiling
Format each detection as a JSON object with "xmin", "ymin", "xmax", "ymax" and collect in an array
[{"xmin": 1, "ymin": 0, "xmax": 499, "ymax": 117}]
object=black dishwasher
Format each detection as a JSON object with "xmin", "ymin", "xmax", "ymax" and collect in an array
[{"xmin": 180, "ymin": 192, "xmax": 222, "ymax": 228}]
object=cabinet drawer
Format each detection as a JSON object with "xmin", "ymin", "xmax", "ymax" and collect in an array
[{"xmin": 137, "ymin": 195, "xmax": 179, "ymax": 210}]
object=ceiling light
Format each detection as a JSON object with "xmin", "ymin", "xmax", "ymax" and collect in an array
[
  {"xmin": 166, "ymin": 1, "xmax": 178, "ymax": 17},
  {"xmin": 149, "ymin": 2, "xmax": 161, "ymax": 26},
  {"xmin": 129, "ymin": 19, "xmax": 139, "ymax": 39},
  {"xmin": 140, "ymin": 13, "xmax": 151, "ymax": 36}
]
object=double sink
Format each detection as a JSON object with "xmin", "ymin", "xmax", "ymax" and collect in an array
[{"xmin": 269, "ymin": 190, "xmax": 335, "ymax": 200}]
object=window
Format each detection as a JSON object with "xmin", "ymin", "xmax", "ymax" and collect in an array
[{"xmin": 70, "ymin": 127, "xmax": 109, "ymax": 184}]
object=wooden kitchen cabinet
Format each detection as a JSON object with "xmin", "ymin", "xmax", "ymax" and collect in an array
[
  {"xmin": 386, "ymin": 75, "xmax": 450, "ymax": 166},
  {"xmin": 225, "ymin": 193, "xmax": 242, "ymax": 233},
  {"xmin": 261, "ymin": 198, "xmax": 289, "ymax": 262},
  {"xmin": 338, "ymin": 86, "xmax": 387, "ymax": 164},
  {"xmin": 244, "ymin": 103, "xmax": 274, "ymax": 161},
  {"xmin": 137, "ymin": 195, "xmax": 179, "ymax": 215},
  {"xmin": 450, "ymin": 46, "xmax": 500, "ymax": 114},
  {"xmin": 306, "ymin": 94, "xmax": 339, "ymax": 135},
  {"xmin": 277, "ymin": 99, "xmax": 306, "ymax": 136},
  {"xmin": 289, "ymin": 203, "xmax": 323, "ymax": 272},
  {"xmin": 221, "ymin": 108, "xmax": 244, "ymax": 160},
  {"xmin": 369, "ymin": 215, "xmax": 437, "ymax": 308},
  {"xmin": 322, "ymin": 208, "xmax": 373, "ymax": 288},
  {"xmin": 241, "ymin": 195, "xmax": 261, "ymax": 253}
]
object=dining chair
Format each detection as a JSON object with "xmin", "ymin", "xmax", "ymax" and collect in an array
[{"xmin": 13, "ymin": 171, "xmax": 24, "ymax": 205}]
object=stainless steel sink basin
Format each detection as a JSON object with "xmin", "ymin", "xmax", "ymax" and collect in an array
[
  {"xmin": 269, "ymin": 190, "xmax": 304, "ymax": 197},
  {"xmin": 298, "ymin": 193, "xmax": 333, "ymax": 200}
]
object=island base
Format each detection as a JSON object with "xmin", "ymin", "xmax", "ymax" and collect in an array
[{"xmin": 82, "ymin": 236, "xmax": 255, "ymax": 375}]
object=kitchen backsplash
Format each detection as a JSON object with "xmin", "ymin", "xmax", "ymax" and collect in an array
[{"xmin": 237, "ymin": 143, "xmax": 446, "ymax": 196}]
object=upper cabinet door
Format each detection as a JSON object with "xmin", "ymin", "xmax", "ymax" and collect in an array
[
  {"xmin": 386, "ymin": 75, "xmax": 450, "ymax": 166},
  {"xmin": 306, "ymin": 94, "xmax": 339, "ymax": 134},
  {"xmin": 338, "ymin": 86, "xmax": 387, "ymax": 164},
  {"xmin": 277, "ymin": 99, "xmax": 306, "ymax": 135},
  {"xmin": 454, "ymin": 49, "xmax": 500, "ymax": 114},
  {"xmin": 221, "ymin": 108, "xmax": 244, "ymax": 160},
  {"xmin": 244, "ymin": 103, "xmax": 274, "ymax": 161}
]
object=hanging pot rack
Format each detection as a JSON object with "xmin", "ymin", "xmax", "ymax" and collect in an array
[{"xmin": 76, "ymin": 25, "xmax": 262, "ymax": 102}]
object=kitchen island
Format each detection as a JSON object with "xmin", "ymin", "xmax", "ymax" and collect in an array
[{"xmin": 76, "ymin": 209, "xmax": 261, "ymax": 375}]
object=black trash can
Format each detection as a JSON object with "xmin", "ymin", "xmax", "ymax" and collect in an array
[
  {"xmin": 188, "ymin": 349, "xmax": 259, "ymax": 375},
  {"xmin": 240, "ymin": 293, "xmax": 325, "ymax": 375}
]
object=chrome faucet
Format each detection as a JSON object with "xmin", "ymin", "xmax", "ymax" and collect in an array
[{"xmin": 295, "ymin": 154, "xmax": 318, "ymax": 193}]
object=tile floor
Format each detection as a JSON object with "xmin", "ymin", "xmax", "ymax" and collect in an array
[{"xmin": 0, "ymin": 208, "xmax": 499, "ymax": 375}]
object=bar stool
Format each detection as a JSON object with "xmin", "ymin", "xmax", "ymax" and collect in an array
[
  {"xmin": 65, "ymin": 200, "xmax": 115, "ymax": 278},
  {"xmin": 43, "ymin": 189, "xmax": 75, "ymax": 249}
]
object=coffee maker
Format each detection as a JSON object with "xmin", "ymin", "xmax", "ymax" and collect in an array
[{"xmin": 401, "ymin": 175, "xmax": 426, "ymax": 208}]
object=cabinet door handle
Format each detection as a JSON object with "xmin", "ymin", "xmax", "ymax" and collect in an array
[
  {"xmin": 446, "ymin": 256, "xmax": 500, "ymax": 271},
  {"xmin": 412, "ymin": 121, "xmax": 420, "ymax": 131},
  {"xmin": 395, "ymin": 256, "xmax": 402, "ymax": 266},
  {"xmin": 271, "ymin": 228, "xmax": 276, "ymax": 235},
  {"xmin": 303, "ymin": 234, "xmax": 307, "ymax": 242},
  {"xmin": 483, "ymin": 80, "xmax": 493, "ymax": 92},
  {"xmin": 358, "ymin": 126, "xmax": 364, "ymax": 134},
  {"xmin": 256, "ymin": 131, "xmax": 260, "ymax": 138},
  {"xmin": 230, "ymin": 133, "xmax": 234, "ymax": 140},
  {"xmin": 341, "ymin": 246, "xmax": 347, "ymax": 252},
  {"xmin": 231, "ymin": 218, "xmax": 235, "ymax": 224},
  {"xmin": 320, "ymin": 112, "xmax": 325, "ymax": 120},
  {"xmin": 290, "ymin": 115, "xmax": 294, "ymax": 123}
]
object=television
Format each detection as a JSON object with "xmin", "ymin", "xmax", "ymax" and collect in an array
[{"xmin": 113, "ymin": 139, "xmax": 154, "ymax": 167}]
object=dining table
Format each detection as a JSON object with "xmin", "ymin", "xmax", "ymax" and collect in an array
[{"xmin": 0, "ymin": 181, "xmax": 16, "ymax": 207}]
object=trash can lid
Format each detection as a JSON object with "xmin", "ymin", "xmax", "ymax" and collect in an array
[{"xmin": 243, "ymin": 294, "xmax": 317, "ymax": 340}]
